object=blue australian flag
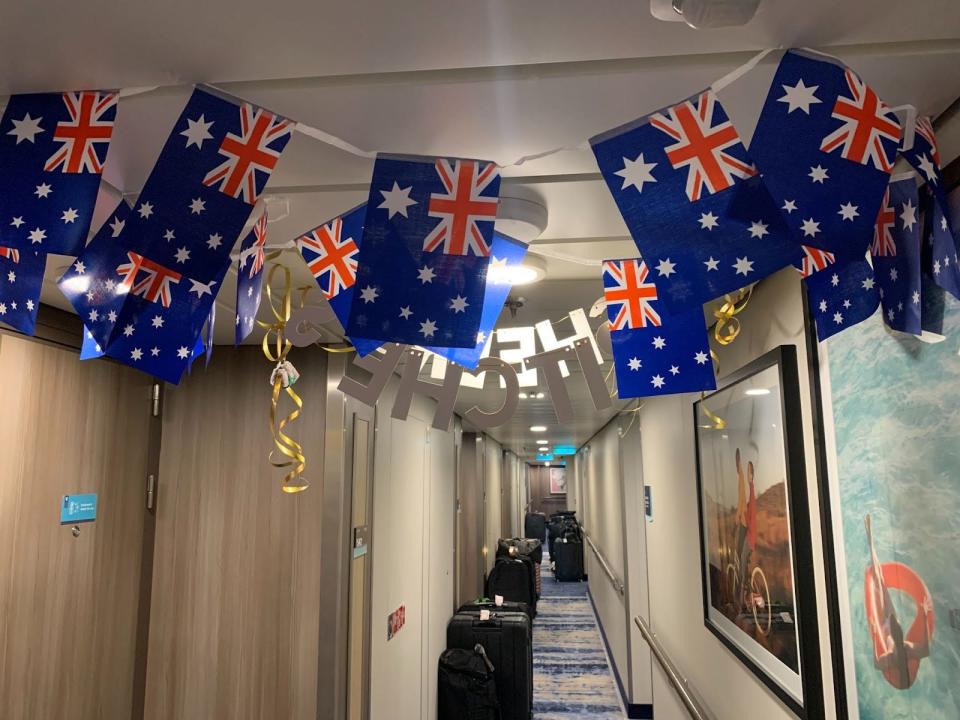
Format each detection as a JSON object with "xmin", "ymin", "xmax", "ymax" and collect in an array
[
  {"xmin": 296, "ymin": 203, "xmax": 381, "ymax": 357},
  {"xmin": 602, "ymin": 257, "xmax": 715, "ymax": 399},
  {"xmin": 870, "ymin": 176, "xmax": 922, "ymax": 335},
  {"xmin": 346, "ymin": 154, "xmax": 500, "ymax": 348},
  {"xmin": 59, "ymin": 88, "xmax": 294, "ymax": 383},
  {"xmin": 235, "ymin": 211, "xmax": 267, "ymax": 344},
  {"xmin": 423, "ymin": 232, "xmax": 528, "ymax": 369},
  {"xmin": 0, "ymin": 246, "xmax": 46, "ymax": 335},
  {"xmin": 591, "ymin": 89, "xmax": 800, "ymax": 314},
  {"xmin": 0, "ymin": 91, "xmax": 118, "ymax": 255},
  {"xmin": 805, "ymin": 257, "xmax": 880, "ymax": 341},
  {"xmin": 749, "ymin": 50, "xmax": 901, "ymax": 263}
]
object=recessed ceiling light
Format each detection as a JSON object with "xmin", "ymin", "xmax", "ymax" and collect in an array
[
  {"xmin": 745, "ymin": 388, "xmax": 771, "ymax": 396},
  {"xmin": 536, "ymin": 439, "xmax": 549, "ymax": 445},
  {"xmin": 530, "ymin": 425, "xmax": 547, "ymax": 432},
  {"xmin": 487, "ymin": 254, "xmax": 546, "ymax": 286},
  {"xmin": 518, "ymin": 392, "xmax": 528, "ymax": 399},
  {"xmin": 535, "ymin": 392, "xmax": 545, "ymax": 399},
  {"xmin": 545, "ymin": 461, "xmax": 551, "ymax": 467}
]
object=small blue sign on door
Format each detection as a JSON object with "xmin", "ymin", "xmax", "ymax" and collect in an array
[{"xmin": 60, "ymin": 494, "xmax": 97, "ymax": 524}]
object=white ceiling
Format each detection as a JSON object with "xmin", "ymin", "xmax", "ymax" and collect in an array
[{"xmin": 7, "ymin": 0, "xmax": 960, "ymax": 456}]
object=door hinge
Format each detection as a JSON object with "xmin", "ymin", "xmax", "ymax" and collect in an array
[
  {"xmin": 151, "ymin": 383, "xmax": 161, "ymax": 417},
  {"xmin": 146, "ymin": 474, "xmax": 156, "ymax": 512}
]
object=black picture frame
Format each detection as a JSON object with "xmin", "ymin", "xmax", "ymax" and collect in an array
[{"xmin": 693, "ymin": 345, "xmax": 823, "ymax": 719}]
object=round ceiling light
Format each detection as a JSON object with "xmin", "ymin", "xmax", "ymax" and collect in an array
[
  {"xmin": 487, "ymin": 253, "xmax": 546, "ymax": 286},
  {"xmin": 530, "ymin": 425, "xmax": 547, "ymax": 432},
  {"xmin": 536, "ymin": 439, "xmax": 549, "ymax": 445}
]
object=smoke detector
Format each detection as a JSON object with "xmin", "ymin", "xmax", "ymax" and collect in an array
[{"xmin": 651, "ymin": 0, "xmax": 761, "ymax": 28}]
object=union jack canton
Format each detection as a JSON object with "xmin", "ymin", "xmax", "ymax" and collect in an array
[{"xmin": 591, "ymin": 90, "xmax": 800, "ymax": 315}]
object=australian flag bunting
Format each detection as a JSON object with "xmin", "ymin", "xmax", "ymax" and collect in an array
[
  {"xmin": 805, "ymin": 256, "xmax": 880, "ymax": 341},
  {"xmin": 870, "ymin": 176, "xmax": 922, "ymax": 335},
  {"xmin": 591, "ymin": 89, "xmax": 800, "ymax": 314},
  {"xmin": 602, "ymin": 257, "xmax": 715, "ymax": 399},
  {"xmin": 0, "ymin": 91, "xmax": 118, "ymax": 255},
  {"xmin": 750, "ymin": 50, "xmax": 901, "ymax": 263},
  {"xmin": 296, "ymin": 203, "xmax": 381, "ymax": 357},
  {"xmin": 58, "ymin": 88, "xmax": 294, "ymax": 383},
  {"xmin": 235, "ymin": 210, "xmax": 267, "ymax": 343},
  {"xmin": 345, "ymin": 154, "xmax": 500, "ymax": 347},
  {"xmin": 423, "ymin": 232, "xmax": 528, "ymax": 370},
  {"xmin": 0, "ymin": 246, "xmax": 45, "ymax": 335}
]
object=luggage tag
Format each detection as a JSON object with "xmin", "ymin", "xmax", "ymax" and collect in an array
[
  {"xmin": 494, "ymin": 595, "xmax": 504, "ymax": 607},
  {"xmin": 479, "ymin": 609, "xmax": 491, "ymax": 621}
]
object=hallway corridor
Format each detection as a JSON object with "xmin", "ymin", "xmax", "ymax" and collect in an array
[{"xmin": 532, "ymin": 556, "xmax": 626, "ymax": 719}]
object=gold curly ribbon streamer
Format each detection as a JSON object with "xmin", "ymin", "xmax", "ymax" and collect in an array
[
  {"xmin": 295, "ymin": 282, "xmax": 358, "ymax": 354},
  {"xmin": 699, "ymin": 392, "xmax": 727, "ymax": 430},
  {"xmin": 258, "ymin": 259, "xmax": 308, "ymax": 494},
  {"xmin": 712, "ymin": 287, "xmax": 753, "ymax": 346}
]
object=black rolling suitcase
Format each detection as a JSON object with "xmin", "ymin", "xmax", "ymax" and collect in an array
[
  {"xmin": 496, "ymin": 539, "xmax": 543, "ymax": 598},
  {"xmin": 486, "ymin": 557, "xmax": 536, "ymax": 619},
  {"xmin": 524, "ymin": 512, "xmax": 546, "ymax": 542},
  {"xmin": 438, "ymin": 644, "xmax": 500, "ymax": 720},
  {"xmin": 553, "ymin": 536, "xmax": 584, "ymax": 582},
  {"xmin": 447, "ymin": 610, "xmax": 532, "ymax": 720},
  {"xmin": 458, "ymin": 598, "xmax": 531, "ymax": 622}
]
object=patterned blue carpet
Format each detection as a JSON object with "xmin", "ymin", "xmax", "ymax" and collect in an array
[{"xmin": 533, "ymin": 553, "xmax": 626, "ymax": 719}]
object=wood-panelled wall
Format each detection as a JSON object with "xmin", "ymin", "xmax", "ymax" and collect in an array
[
  {"xmin": 0, "ymin": 333, "xmax": 154, "ymax": 720},
  {"xmin": 143, "ymin": 347, "xmax": 327, "ymax": 720},
  {"xmin": 527, "ymin": 465, "xmax": 568, "ymax": 516}
]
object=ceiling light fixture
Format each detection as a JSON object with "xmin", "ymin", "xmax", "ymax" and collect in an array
[
  {"xmin": 745, "ymin": 388, "xmax": 771, "ymax": 396},
  {"xmin": 530, "ymin": 425, "xmax": 547, "ymax": 432},
  {"xmin": 536, "ymin": 439, "xmax": 549, "ymax": 445},
  {"xmin": 487, "ymin": 254, "xmax": 547, "ymax": 286},
  {"xmin": 535, "ymin": 392, "xmax": 545, "ymax": 399},
  {"xmin": 545, "ymin": 461, "xmax": 551, "ymax": 467},
  {"xmin": 518, "ymin": 392, "xmax": 529, "ymax": 399}
]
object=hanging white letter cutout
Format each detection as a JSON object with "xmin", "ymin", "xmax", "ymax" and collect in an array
[
  {"xmin": 496, "ymin": 326, "xmax": 538, "ymax": 388},
  {"xmin": 392, "ymin": 348, "xmax": 463, "ymax": 431},
  {"xmin": 337, "ymin": 343, "xmax": 404, "ymax": 408},
  {"xmin": 523, "ymin": 346, "xmax": 576, "ymax": 423},
  {"xmin": 463, "ymin": 358, "xmax": 520, "ymax": 430},
  {"xmin": 534, "ymin": 309, "xmax": 603, "ymax": 377}
]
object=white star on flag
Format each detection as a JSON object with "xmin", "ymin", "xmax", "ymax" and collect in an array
[
  {"xmin": 801, "ymin": 218, "xmax": 821, "ymax": 237},
  {"xmin": 777, "ymin": 79, "xmax": 821, "ymax": 114},
  {"xmin": 838, "ymin": 202, "xmax": 859, "ymax": 221},
  {"xmin": 88, "ymin": 310, "xmax": 99, "ymax": 322},
  {"xmin": 379, "ymin": 182, "xmax": 417, "ymax": 219},
  {"xmin": 131, "ymin": 348, "xmax": 143, "ymax": 361},
  {"xmin": 399, "ymin": 306, "xmax": 412, "ymax": 319},
  {"xmin": 109, "ymin": 216, "xmax": 126, "ymax": 237},
  {"xmin": 651, "ymin": 375, "xmax": 665, "ymax": 389},
  {"xmin": 699, "ymin": 212, "xmax": 719, "ymax": 230},
  {"xmin": 900, "ymin": 200, "xmax": 917, "ymax": 231},
  {"xmin": 360, "ymin": 286, "xmax": 379, "ymax": 303},
  {"xmin": 61, "ymin": 208, "xmax": 79, "ymax": 223},
  {"xmin": 35, "ymin": 182, "xmax": 52, "ymax": 198},
  {"xmin": 174, "ymin": 247, "xmax": 191, "ymax": 263},
  {"xmin": 652, "ymin": 336, "xmax": 666, "ymax": 349},
  {"xmin": 808, "ymin": 165, "xmax": 829, "ymax": 183},
  {"xmin": 138, "ymin": 202, "xmax": 154, "ymax": 219},
  {"xmin": 450, "ymin": 295, "xmax": 469, "ymax": 313},
  {"xmin": 861, "ymin": 277, "xmax": 875, "ymax": 290},
  {"xmin": 419, "ymin": 319, "xmax": 437, "ymax": 338},
  {"xmin": 887, "ymin": 308, "xmax": 895, "ymax": 321},
  {"xmin": 417, "ymin": 266, "xmax": 436, "ymax": 284},
  {"xmin": 889, "ymin": 267, "xmax": 898, "ymax": 281},
  {"xmin": 7, "ymin": 271, "xmax": 15, "ymax": 283},
  {"xmin": 189, "ymin": 197, "xmax": 206, "ymax": 215},
  {"xmin": 655, "ymin": 258, "xmax": 676, "ymax": 278},
  {"xmin": 694, "ymin": 351, "xmax": 709, "ymax": 365},
  {"xmin": 912, "ymin": 291, "xmax": 920, "ymax": 304},
  {"xmin": 833, "ymin": 312, "xmax": 843, "ymax": 325},
  {"xmin": 7, "ymin": 113, "xmax": 44, "ymax": 144},
  {"xmin": 843, "ymin": 299, "xmax": 851, "ymax": 309},
  {"xmin": 782, "ymin": 199, "xmax": 797, "ymax": 214},
  {"xmin": 123, "ymin": 324, "xmax": 135, "ymax": 337},
  {"xmin": 733, "ymin": 256, "xmax": 754, "ymax": 276},
  {"xmin": 916, "ymin": 154, "xmax": 937, "ymax": 183},
  {"xmin": 10, "ymin": 216, "xmax": 24, "ymax": 228},
  {"xmin": 831, "ymin": 273, "xmax": 840, "ymax": 287},
  {"xmin": 189, "ymin": 279, "xmax": 216, "ymax": 298},
  {"xmin": 164, "ymin": 229, "xmax": 176, "ymax": 242},
  {"xmin": 669, "ymin": 365, "xmax": 680, "ymax": 375},
  {"xmin": 28, "ymin": 227, "xmax": 46, "ymax": 244},
  {"xmin": 73, "ymin": 260, "xmax": 86, "ymax": 274},
  {"xmin": 627, "ymin": 357, "xmax": 641, "ymax": 371},
  {"xmin": 615, "ymin": 154, "xmax": 658, "ymax": 193},
  {"xmin": 107, "ymin": 310, "xmax": 117, "ymax": 322},
  {"xmin": 207, "ymin": 233, "xmax": 223, "ymax": 250},
  {"xmin": 704, "ymin": 257, "xmax": 719, "ymax": 272},
  {"xmin": 151, "ymin": 315, "xmax": 164, "ymax": 328},
  {"xmin": 181, "ymin": 115, "xmax": 214, "ymax": 149},
  {"xmin": 818, "ymin": 299, "xmax": 828, "ymax": 312},
  {"xmin": 177, "ymin": 346, "xmax": 191, "ymax": 359},
  {"xmin": 747, "ymin": 221, "xmax": 768, "ymax": 239},
  {"xmin": 151, "ymin": 347, "xmax": 161, "ymax": 357}
]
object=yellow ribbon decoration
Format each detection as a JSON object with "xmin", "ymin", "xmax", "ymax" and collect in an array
[
  {"xmin": 712, "ymin": 286, "xmax": 754, "ymax": 346},
  {"xmin": 257, "ymin": 261, "xmax": 308, "ymax": 494},
  {"xmin": 699, "ymin": 392, "xmax": 727, "ymax": 430}
]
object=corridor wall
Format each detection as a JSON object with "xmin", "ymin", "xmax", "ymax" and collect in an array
[
  {"xmin": 482, "ymin": 435, "xmax": 503, "ymax": 573},
  {"xmin": 639, "ymin": 268, "xmax": 837, "ymax": 719},
  {"xmin": 368, "ymin": 380, "xmax": 457, "ymax": 720}
]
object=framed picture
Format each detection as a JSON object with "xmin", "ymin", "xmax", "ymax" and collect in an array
[
  {"xmin": 549, "ymin": 467, "xmax": 567, "ymax": 495},
  {"xmin": 694, "ymin": 345, "xmax": 822, "ymax": 718}
]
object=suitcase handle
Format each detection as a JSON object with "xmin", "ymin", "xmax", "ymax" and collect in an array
[{"xmin": 474, "ymin": 643, "xmax": 496, "ymax": 673}]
